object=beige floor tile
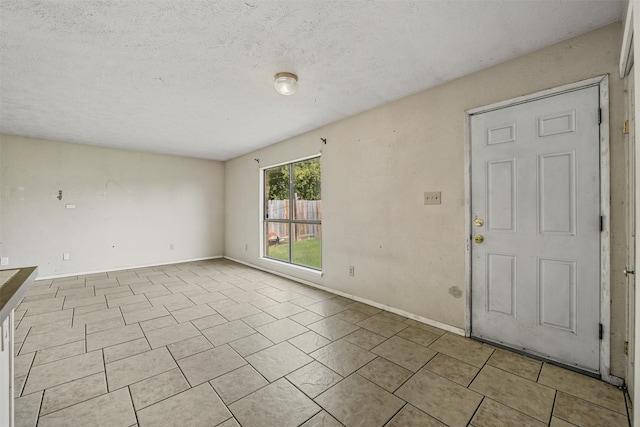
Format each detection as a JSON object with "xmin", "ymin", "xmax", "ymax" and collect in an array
[
  {"xmin": 129, "ymin": 368, "xmax": 190, "ymax": 410},
  {"xmin": 23, "ymin": 350, "xmax": 104, "ymax": 394},
  {"xmin": 372, "ymin": 336, "xmax": 437, "ymax": 371},
  {"xmin": 14, "ymin": 352, "xmax": 35, "ymax": 377},
  {"xmin": 288, "ymin": 331, "xmax": 331, "ymax": 354},
  {"xmin": 307, "ymin": 300, "xmax": 350, "ymax": 317},
  {"xmin": 549, "ymin": 416, "xmax": 578, "ymax": 427},
  {"xmin": 428, "ymin": 333, "xmax": 494, "ymax": 367},
  {"xmin": 107, "ymin": 293, "xmax": 149, "ymax": 308},
  {"xmin": 190, "ymin": 313, "xmax": 228, "ymax": 330},
  {"xmin": 329, "ymin": 308, "xmax": 371, "ymax": 324},
  {"xmin": 63, "ymin": 295, "xmax": 105, "ymax": 310},
  {"xmin": 38, "ymin": 388, "xmax": 136, "ymax": 427},
  {"xmin": 208, "ymin": 298, "xmax": 240, "ymax": 311},
  {"xmin": 553, "ymin": 392, "xmax": 629, "ymax": 427},
  {"xmin": 144, "ymin": 321, "xmax": 202, "ymax": 348},
  {"xmin": 487, "ymin": 349, "xmax": 542, "ymax": 381},
  {"xmin": 19, "ymin": 309, "xmax": 73, "ymax": 329},
  {"xmin": 424, "ymin": 353, "xmax": 479, "ymax": 387},
  {"xmin": 470, "ymin": 365, "xmax": 555, "ymax": 423},
  {"xmin": 357, "ymin": 314, "xmax": 410, "ymax": 338},
  {"xmin": 286, "ymin": 361, "xmax": 343, "ymax": 398},
  {"xmin": 73, "ymin": 302, "xmax": 108, "ymax": 314},
  {"xmin": 139, "ymin": 315, "xmax": 177, "ymax": 332},
  {"xmin": 86, "ymin": 323, "xmax": 144, "ymax": 351},
  {"xmin": 343, "ymin": 328, "xmax": 387, "ymax": 350},
  {"xmin": 18, "ymin": 297, "xmax": 64, "ymax": 314},
  {"xmin": 290, "ymin": 296, "xmax": 323, "ymax": 308},
  {"xmin": 396, "ymin": 325, "xmax": 441, "ymax": 347},
  {"xmin": 307, "ymin": 316, "xmax": 360, "ymax": 341},
  {"xmin": 262, "ymin": 301, "xmax": 306, "ymax": 319},
  {"xmin": 40, "ymin": 372, "xmax": 107, "ymax": 415},
  {"xmin": 210, "ymin": 364, "xmax": 269, "ymax": 404},
  {"xmin": 167, "ymin": 335, "xmax": 213, "ymax": 359},
  {"xmin": 395, "ymin": 368, "xmax": 483, "ymax": 427},
  {"xmin": 122, "ymin": 306, "xmax": 170, "ymax": 324},
  {"xmin": 300, "ymin": 411, "xmax": 343, "ymax": 427},
  {"xmin": 103, "ymin": 337, "xmax": 150, "ymax": 363},
  {"xmin": 137, "ymin": 383, "xmax": 231, "ymax": 427},
  {"xmin": 289, "ymin": 310, "xmax": 325, "ymax": 326},
  {"xmin": 311, "ymin": 339, "xmax": 377, "ymax": 377},
  {"xmin": 15, "ymin": 390, "xmax": 43, "ymax": 427},
  {"xmin": 74, "ymin": 307, "xmax": 122, "ymax": 326},
  {"xmin": 357, "ymin": 357, "xmax": 412, "ymax": 392},
  {"xmin": 228, "ymin": 333, "xmax": 274, "ymax": 357},
  {"xmin": 229, "ymin": 378, "xmax": 320, "ymax": 427},
  {"xmin": 255, "ymin": 318, "xmax": 309, "ymax": 343},
  {"xmin": 177, "ymin": 344, "xmax": 247, "ymax": 386},
  {"xmin": 246, "ymin": 341, "xmax": 313, "ymax": 381},
  {"xmin": 32, "ymin": 340, "xmax": 85, "ymax": 366},
  {"xmin": 106, "ymin": 347, "xmax": 177, "ymax": 390},
  {"xmin": 186, "ymin": 291, "xmax": 228, "ymax": 305},
  {"xmin": 403, "ymin": 320, "xmax": 447, "ymax": 337},
  {"xmin": 385, "ymin": 404, "xmax": 446, "ymax": 427},
  {"xmin": 345, "ymin": 301, "xmax": 382, "ymax": 316},
  {"xmin": 471, "ymin": 397, "xmax": 546, "ymax": 427},
  {"xmin": 538, "ymin": 363, "xmax": 626, "ymax": 414},
  {"xmin": 119, "ymin": 301, "xmax": 153, "ymax": 313},
  {"xmin": 316, "ymin": 374, "xmax": 404, "ymax": 427},
  {"xmin": 85, "ymin": 316, "xmax": 125, "ymax": 334},
  {"xmin": 241, "ymin": 311, "xmax": 278, "ymax": 328},
  {"xmin": 170, "ymin": 304, "xmax": 217, "ymax": 323},
  {"xmin": 201, "ymin": 320, "xmax": 256, "ymax": 346}
]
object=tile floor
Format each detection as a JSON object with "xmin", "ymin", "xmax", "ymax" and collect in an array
[{"xmin": 12, "ymin": 259, "xmax": 631, "ymax": 427}]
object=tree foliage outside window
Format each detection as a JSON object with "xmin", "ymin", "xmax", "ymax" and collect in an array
[
  {"xmin": 264, "ymin": 157, "xmax": 321, "ymax": 269},
  {"xmin": 267, "ymin": 159, "xmax": 321, "ymax": 201}
]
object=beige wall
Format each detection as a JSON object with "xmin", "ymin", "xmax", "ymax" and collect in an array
[
  {"xmin": 0, "ymin": 135, "xmax": 225, "ymax": 276},
  {"xmin": 225, "ymin": 22, "xmax": 627, "ymax": 375}
]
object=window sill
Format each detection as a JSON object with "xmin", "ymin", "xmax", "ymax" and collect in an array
[{"xmin": 260, "ymin": 257, "xmax": 323, "ymax": 276}]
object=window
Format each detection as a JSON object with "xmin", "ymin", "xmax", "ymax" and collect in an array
[{"xmin": 263, "ymin": 156, "xmax": 322, "ymax": 270}]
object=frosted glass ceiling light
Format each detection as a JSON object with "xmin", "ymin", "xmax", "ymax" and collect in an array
[{"xmin": 274, "ymin": 72, "xmax": 298, "ymax": 96}]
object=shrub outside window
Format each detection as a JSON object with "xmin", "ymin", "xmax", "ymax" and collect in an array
[{"xmin": 264, "ymin": 157, "xmax": 321, "ymax": 270}]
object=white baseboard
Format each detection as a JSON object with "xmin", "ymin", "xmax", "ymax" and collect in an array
[
  {"xmin": 37, "ymin": 256, "xmax": 223, "ymax": 280},
  {"xmin": 224, "ymin": 256, "xmax": 465, "ymax": 336}
]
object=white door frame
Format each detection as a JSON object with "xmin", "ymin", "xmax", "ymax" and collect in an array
[{"xmin": 464, "ymin": 75, "xmax": 613, "ymax": 382}]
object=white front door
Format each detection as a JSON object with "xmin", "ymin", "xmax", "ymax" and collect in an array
[{"xmin": 470, "ymin": 85, "xmax": 601, "ymax": 373}]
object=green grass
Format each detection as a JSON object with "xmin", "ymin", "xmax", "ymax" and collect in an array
[{"xmin": 267, "ymin": 237, "xmax": 322, "ymax": 269}]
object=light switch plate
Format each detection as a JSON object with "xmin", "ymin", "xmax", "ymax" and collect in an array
[
  {"xmin": 424, "ymin": 191, "xmax": 442, "ymax": 205},
  {"xmin": 0, "ymin": 257, "xmax": 8, "ymax": 266}
]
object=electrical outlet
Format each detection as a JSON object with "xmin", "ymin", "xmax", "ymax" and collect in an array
[
  {"xmin": 424, "ymin": 191, "xmax": 442, "ymax": 205},
  {"xmin": 0, "ymin": 257, "xmax": 8, "ymax": 266},
  {"xmin": 349, "ymin": 266, "xmax": 355, "ymax": 277},
  {"xmin": 63, "ymin": 253, "xmax": 70, "ymax": 261}
]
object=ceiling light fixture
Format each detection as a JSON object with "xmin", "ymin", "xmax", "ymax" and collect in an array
[{"xmin": 274, "ymin": 72, "xmax": 298, "ymax": 96}]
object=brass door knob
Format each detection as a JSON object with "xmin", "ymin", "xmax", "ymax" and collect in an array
[
  {"xmin": 474, "ymin": 218, "xmax": 484, "ymax": 227},
  {"xmin": 474, "ymin": 234, "xmax": 484, "ymax": 243}
]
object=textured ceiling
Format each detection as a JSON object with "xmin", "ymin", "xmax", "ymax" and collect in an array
[{"xmin": 0, "ymin": 0, "xmax": 625, "ymax": 160}]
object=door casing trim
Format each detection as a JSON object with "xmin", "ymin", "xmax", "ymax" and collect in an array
[{"xmin": 464, "ymin": 75, "xmax": 616, "ymax": 383}]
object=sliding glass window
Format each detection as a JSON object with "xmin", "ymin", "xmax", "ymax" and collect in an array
[{"xmin": 263, "ymin": 157, "xmax": 322, "ymax": 270}]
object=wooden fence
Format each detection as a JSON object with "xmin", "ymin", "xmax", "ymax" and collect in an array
[{"xmin": 266, "ymin": 200, "xmax": 322, "ymax": 242}]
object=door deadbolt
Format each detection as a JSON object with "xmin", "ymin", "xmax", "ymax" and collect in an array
[
  {"xmin": 474, "ymin": 218, "xmax": 484, "ymax": 227},
  {"xmin": 474, "ymin": 234, "xmax": 484, "ymax": 244}
]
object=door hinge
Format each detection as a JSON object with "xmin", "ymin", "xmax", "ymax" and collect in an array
[
  {"xmin": 624, "ymin": 120, "xmax": 630, "ymax": 134},
  {"xmin": 600, "ymin": 215, "xmax": 603, "ymax": 232},
  {"xmin": 624, "ymin": 341, "xmax": 629, "ymax": 355},
  {"xmin": 598, "ymin": 109, "xmax": 602, "ymax": 124},
  {"xmin": 599, "ymin": 323, "xmax": 603, "ymax": 340}
]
